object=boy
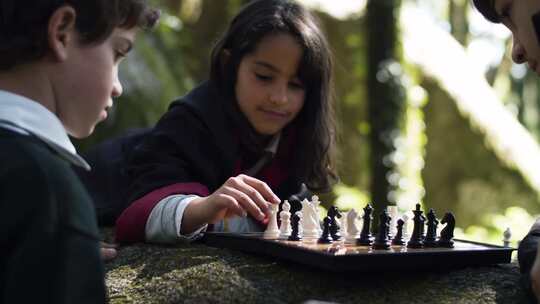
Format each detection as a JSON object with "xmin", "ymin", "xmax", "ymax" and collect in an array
[
  {"xmin": 0, "ymin": 1, "xmax": 158, "ymax": 303},
  {"xmin": 473, "ymin": 0, "xmax": 540, "ymax": 302}
]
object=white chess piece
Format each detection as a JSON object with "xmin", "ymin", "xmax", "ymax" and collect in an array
[
  {"xmin": 503, "ymin": 227, "xmax": 512, "ymax": 247},
  {"xmin": 387, "ymin": 205, "xmax": 398, "ymax": 237},
  {"xmin": 263, "ymin": 203, "xmax": 280, "ymax": 239},
  {"xmin": 279, "ymin": 200, "xmax": 292, "ymax": 239},
  {"xmin": 311, "ymin": 195, "xmax": 322, "ymax": 234},
  {"xmin": 340, "ymin": 211, "xmax": 348, "ymax": 239},
  {"xmin": 301, "ymin": 199, "xmax": 319, "ymax": 239},
  {"xmin": 346, "ymin": 208, "xmax": 360, "ymax": 243},
  {"xmin": 401, "ymin": 213, "xmax": 410, "ymax": 239}
]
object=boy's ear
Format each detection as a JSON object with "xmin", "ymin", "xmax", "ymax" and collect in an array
[{"xmin": 48, "ymin": 5, "xmax": 77, "ymax": 62}]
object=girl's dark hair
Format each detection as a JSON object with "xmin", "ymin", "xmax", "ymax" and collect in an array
[
  {"xmin": 0, "ymin": 0, "xmax": 159, "ymax": 70},
  {"xmin": 210, "ymin": 0, "xmax": 337, "ymax": 192},
  {"xmin": 472, "ymin": 0, "xmax": 500, "ymax": 23}
]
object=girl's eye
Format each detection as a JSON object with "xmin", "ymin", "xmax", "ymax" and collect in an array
[
  {"xmin": 289, "ymin": 81, "xmax": 304, "ymax": 90},
  {"xmin": 255, "ymin": 73, "xmax": 273, "ymax": 81}
]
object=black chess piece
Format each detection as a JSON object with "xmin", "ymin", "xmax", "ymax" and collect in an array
[
  {"xmin": 424, "ymin": 209, "xmax": 439, "ymax": 247},
  {"xmin": 318, "ymin": 216, "xmax": 333, "ymax": 244},
  {"xmin": 407, "ymin": 203, "xmax": 425, "ymax": 248},
  {"xmin": 357, "ymin": 204, "xmax": 374, "ymax": 246},
  {"xmin": 420, "ymin": 214, "xmax": 426, "ymax": 240},
  {"xmin": 373, "ymin": 209, "xmax": 391, "ymax": 250},
  {"xmin": 392, "ymin": 219, "xmax": 405, "ymax": 245},
  {"xmin": 288, "ymin": 212, "xmax": 302, "ymax": 241},
  {"xmin": 437, "ymin": 212, "xmax": 455, "ymax": 248},
  {"xmin": 328, "ymin": 206, "xmax": 342, "ymax": 241}
]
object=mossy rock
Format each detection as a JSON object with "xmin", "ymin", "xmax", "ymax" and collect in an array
[{"xmin": 104, "ymin": 234, "xmax": 529, "ymax": 303}]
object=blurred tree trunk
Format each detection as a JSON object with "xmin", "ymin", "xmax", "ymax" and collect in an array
[
  {"xmin": 449, "ymin": 0, "xmax": 470, "ymax": 45},
  {"xmin": 366, "ymin": 0, "xmax": 405, "ymax": 224}
]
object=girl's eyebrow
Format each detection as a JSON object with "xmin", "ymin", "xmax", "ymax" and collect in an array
[{"xmin": 254, "ymin": 61, "xmax": 280, "ymax": 73}]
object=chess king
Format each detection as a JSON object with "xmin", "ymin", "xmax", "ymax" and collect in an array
[{"xmin": 472, "ymin": 0, "xmax": 540, "ymax": 302}]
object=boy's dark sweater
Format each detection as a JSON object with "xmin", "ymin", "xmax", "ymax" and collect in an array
[{"xmin": 0, "ymin": 129, "xmax": 105, "ymax": 304}]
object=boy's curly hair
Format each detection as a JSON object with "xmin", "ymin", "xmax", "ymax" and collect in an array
[
  {"xmin": 472, "ymin": 0, "xmax": 501, "ymax": 23},
  {"xmin": 0, "ymin": 0, "xmax": 159, "ymax": 70}
]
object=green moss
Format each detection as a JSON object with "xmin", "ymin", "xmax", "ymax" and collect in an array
[{"xmin": 104, "ymin": 234, "xmax": 528, "ymax": 303}]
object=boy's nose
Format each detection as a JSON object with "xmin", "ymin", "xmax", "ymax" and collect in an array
[
  {"xmin": 511, "ymin": 36, "xmax": 527, "ymax": 64},
  {"xmin": 112, "ymin": 75, "xmax": 123, "ymax": 98}
]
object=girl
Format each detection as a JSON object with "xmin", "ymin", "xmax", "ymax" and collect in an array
[{"xmin": 115, "ymin": 0, "xmax": 337, "ymax": 243}]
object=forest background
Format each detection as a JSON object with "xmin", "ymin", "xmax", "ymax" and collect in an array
[{"xmin": 75, "ymin": 0, "xmax": 540, "ymax": 247}]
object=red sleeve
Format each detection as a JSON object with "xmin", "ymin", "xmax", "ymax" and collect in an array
[{"xmin": 115, "ymin": 182, "xmax": 209, "ymax": 243}]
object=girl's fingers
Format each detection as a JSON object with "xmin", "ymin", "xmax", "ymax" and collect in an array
[
  {"xmin": 216, "ymin": 193, "xmax": 246, "ymax": 218},
  {"xmin": 222, "ymin": 186, "xmax": 267, "ymax": 220},
  {"xmin": 238, "ymin": 175, "xmax": 281, "ymax": 205}
]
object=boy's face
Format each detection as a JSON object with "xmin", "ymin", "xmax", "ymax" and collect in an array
[
  {"xmin": 52, "ymin": 27, "xmax": 137, "ymax": 138},
  {"xmin": 494, "ymin": 0, "xmax": 540, "ymax": 74}
]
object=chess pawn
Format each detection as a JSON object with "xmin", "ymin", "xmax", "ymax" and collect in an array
[
  {"xmin": 346, "ymin": 208, "xmax": 360, "ymax": 244},
  {"xmin": 318, "ymin": 216, "xmax": 333, "ymax": 244},
  {"xmin": 279, "ymin": 200, "xmax": 292, "ymax": 239},
  {"xmin": 391, "ymin": 219, "xmax": 406, "ymax": 245},
  {"xmin": 263, "ymin": 203, "xmax": 280, "ymax": 239},
  {"xmin": 288, "ymin": 212, "xmax": 302, "ymax": 241},
  {"xmin": 503, "ymin": 227, "xmax": 512, "ymax": 247}
]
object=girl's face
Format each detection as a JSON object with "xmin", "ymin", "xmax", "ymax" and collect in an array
[
  {"xmin": 235, "ymin": 33, "xmax": 306, "ymax": 135},
  {"xmin": 495, "ymin": 0, "xmax": 540, "ymax": 74}
]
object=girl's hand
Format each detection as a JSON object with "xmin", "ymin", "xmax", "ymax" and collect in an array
[{"xmin": 181, "ymin": 175, "xmax": 281, "ymax": 233}]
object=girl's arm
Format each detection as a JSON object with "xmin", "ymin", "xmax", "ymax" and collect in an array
[{"xmin": 181, "ymin": 174, "xmax": 281, "ymax": 234}]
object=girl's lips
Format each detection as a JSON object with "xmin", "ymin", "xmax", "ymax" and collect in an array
[{"xmin": 260, "ymin": 109, "xmax": 289, "ymax": 119}]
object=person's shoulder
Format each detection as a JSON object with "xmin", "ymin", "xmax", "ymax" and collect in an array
[{"xmin": 0, "ymin": 129, "xmax": 80, "ymax": 193}]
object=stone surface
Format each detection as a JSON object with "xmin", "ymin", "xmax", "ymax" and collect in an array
[{"xmin": 104, "ymin": 231, "xmax": 529, "ymax": 304}]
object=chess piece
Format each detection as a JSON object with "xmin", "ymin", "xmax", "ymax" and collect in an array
[
  {"xmin": 279, "ymin": 200, "xmax": 292, "ymax": 239},
  {"xmin": 437, "ymin": 212, "xmax": 455, "ymax": 248},
  {"xmin": 407, "ymin": 203, "xmax": 425, "ymax": 248},
  {"xmin": 402, "ymin": 213, "xmax": 410, "ymax": 239},
  {"xmin": 311, "ymin": 195, "xmax": 323, "ymax": 234},
  {"xmin": 373, "ymin": 209, "xmax": 391, "ymax": 250},
  {"xmin": 318, "ymin": 216, "xmax": 333, "ymax": 244},
  {"xmin": 503, "ymin": 227, "xmax": 512, "ymax": 247},
  {"xmin": 391, "ymin": 219, "xmax": 406, "ymax": 245},
  {"xmin": 387, "ymin": 205, "xmax": 398, "ymax": 238},
  {"xmin": 357, "ymin": 204, "xmax": 374, "ymax": 246},
  {"xmin": 288, "ymin": 212, "xmax": 302, "ymax": 241},
  {"xmin": 301, "ymin": 199, "xmax": 319, "ymax": 239},
  {"xmin": 328, "ymin": 206, "xmax": 342, "ymax": 241},
  {"xmin": 263, "ymin": 203, "xmax": 280, "ymax": 239},
  {"xmin": 424, "ymin": 209, "xmax": 438, "ymax": 247},
  {"xmin": 340, "ymin": 211, "xmax": 348, "ymax": 239},
  {"xmin": 346, "ymin": 208, "xmax": 360, "ymax": 243}
]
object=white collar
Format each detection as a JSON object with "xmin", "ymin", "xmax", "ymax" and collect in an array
[
  {"xmin": 264, "ymin": 132, "xmax": 281, "ymax": 156},
  {"xmin": 0, "ymin": 90, "xmax": 90, "ymax": 170}
]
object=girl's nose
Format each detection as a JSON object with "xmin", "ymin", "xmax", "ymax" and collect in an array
[{"xmin": 269, "ymin": 85, "xmax": 287, "ymax": 105}]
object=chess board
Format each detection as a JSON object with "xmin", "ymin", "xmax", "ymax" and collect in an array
[{"xmin": 202, "ymin": 232, "xmax": 514, "ymax": 272}]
